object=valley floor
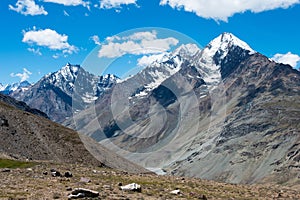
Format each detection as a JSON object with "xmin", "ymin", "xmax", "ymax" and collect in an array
[{"xmin": 1, "ymin": 161, "xmax": 300, "ymax": 199}]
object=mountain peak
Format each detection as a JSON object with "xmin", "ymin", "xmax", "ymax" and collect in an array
[
  {"xmin": 200, "ymin": 32, "xmax": 255, "ymax": 69},
  {"xmin": 61, "ymin": 63, "xmax": 80, "ymax": 72},
  {"xmin": 208, "ymin": 32, "xmax": 254, "ymax": 54}
]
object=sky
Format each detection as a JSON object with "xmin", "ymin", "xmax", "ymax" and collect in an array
[{"xmin": 1, "ymin": 0, "xmax": 300, "ymax": 84}]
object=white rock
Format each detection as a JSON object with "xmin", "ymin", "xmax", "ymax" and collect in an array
[
  {"xmin": 170, "ymin": 189, "xmax": 181, "ymax": 195},
  {"xmin": 120, "ymin": 183, "xmax": 141, "ymax": 192}
]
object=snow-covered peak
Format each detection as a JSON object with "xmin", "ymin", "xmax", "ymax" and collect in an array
[
  {"xmin": 205, "ymin": 32, "xmax": 254, "ymax": 60},
  {"xmin": 172, "ymin": 43, "xmax": 201, "ymax": 58},
  {"xmin": 59, "ymin": 63, "xmax": 80, "ymax": 78},
  {"xmin": 44, "ymin": 63, "xmax": 81, "ymax": 87},
  {"xmin": 194, "ymin": 33, "xmax": 253, "ymax": 90}
]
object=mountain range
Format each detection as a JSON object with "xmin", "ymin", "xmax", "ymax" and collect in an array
[
  {"xmin": 65, "ymin": 32, "xmax": 300, "ymax": 184},
  {"xmin": 9, "ymin": 63, "xmax": 119, "ymax": 123},
  {"xmin": 2, "ymin": 32, "xmax": 300, "ymax": 185}
]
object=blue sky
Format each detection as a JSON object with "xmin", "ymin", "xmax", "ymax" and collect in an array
[{"xmin": 1, "ymin": 0, "xmax": 300, "ymax": 84}]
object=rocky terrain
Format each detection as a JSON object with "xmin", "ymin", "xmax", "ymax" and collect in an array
[
  {"xmin": 66, "ymin": 33, "xmax": 300, "ymax": 184},
  {"xmin": 0, "ymin": 93, "xmax": 47, "ymax": 118},
  {"xmin": 1, "ymin": 161, "xmax": 300, "ymax": 199}
]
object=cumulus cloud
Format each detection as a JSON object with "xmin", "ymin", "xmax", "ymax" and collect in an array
[
  {"xmin": 43, "ymin": 0, "xmax": 90, "ymax": 8},
  {"xmin": 9, "ymin": 0, "xmax": 48, "ymax": 16},
  {"xmin": 98, "ymin": 31, "xmax": 179, "ymax": 58},
  {"xmin": 100, "ymin": 0, "xmax": 137, "ymax": 9},
  {"xmin": 272, "ymin": 52, "xmax": 300, "ymax": 68},
  {"xmin": 160, "ymin": 0, "xmax": 300, "ymax": 22},
  {"xmin": 10, "ymin": 68, "xmax": 32, "ymax": 82},
  {"xmin": 137, "ymin": 53, "xmax": 167, "ymax": 67},
  {"xmin": 22, "ymin": 28, "xmax": 78, "ymax": 55}
]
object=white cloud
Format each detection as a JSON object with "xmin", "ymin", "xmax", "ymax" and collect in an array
[
  {"xmin": 137, "ymin": 53, "xmax": 167, "ymax": 67},
  {"xmin": 43, "ymin": 0, "xmax": 90, "ymax": 8},
  {"xmin": 27, "ymin": 47, "xmax": 42, "ymax": 56},
  {"xmin": 160, "ymin": 0, "xmax": 300, "ymax": 22},
  {"xmin": 10, "ymin": 68, "xmax": 32, "ymax": 82},
  {"xmin": 272, "ymin": 52, "xmax": 300, "ymax": 68},
  {"xmin": 91, "ymin": 35, "xmax": 101, "ymax": 45},
  {"xmin": 9, "ymin": 0, "xmax": 48, "ymax": 16},
  {"xmin": 22, "ymin": 28, "xmax": 78, "ymax": 55},
  {"xmin": 98, "ymin": 31, "xmax": 179, "ymax": 58},
  {"xmin": 100, "ymin": 0, "xmax": 137, "ymax": 9}
]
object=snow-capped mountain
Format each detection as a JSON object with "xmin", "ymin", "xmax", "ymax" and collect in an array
[
  {"xmin": 192, "ymin": 32, "xmax": 255, "ymax": 89},
  {"xmin": 68, "ymin": 32, "xmax": 300, "ymax": 185},
  {"xmin": 0, "ymin": 81, "xmax": 32, "ymax": 95},
  {"xmin": 11, "ymin": 63, "xmax": 119, "ymax": 122},
  {"xmin": 119, "ymin": 43, "xmax": 202, "ymax": 100}
]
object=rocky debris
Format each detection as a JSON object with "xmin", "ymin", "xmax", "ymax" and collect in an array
[
  {"xmin": 51, "ymin": 169, "xmax": 61, "ymax": 177},
  {"xmin": 80, "ymin": 177, "xmax": 91, "ymax": 183},
  {"xmin": 120, "ymin": 183, "xmax": 142, "ymax": 192},
  {"xmin": 64, "ymin": 171, "xmax": 73, "ymax": 178},
  {"xmin": 68, "ymin": 188, "xmax": 99, "ymax": 199},
  {"xmin": 1, "ymin": 168, "xmax": 11, "ymax": 173},
  {"xmin": 170, "ymin": 189, "xmax": 181, "ymax": 195},
  {"xmin": 0, "ymin": 117, "xmax": 8, "ymax": 127}
]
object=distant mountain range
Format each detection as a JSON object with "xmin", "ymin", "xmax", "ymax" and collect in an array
[
  {"xmin": 0, "ymin": 81, "xmax": 31, "ymax": 95},
  {"xmin": 66, "ymin": 32, "xmax": 300, "ymax": 184}
]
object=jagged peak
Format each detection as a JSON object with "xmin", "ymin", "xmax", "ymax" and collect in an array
[{"xmin": 61, "ymin": 63, "xmax": 80, "ymax": 73}]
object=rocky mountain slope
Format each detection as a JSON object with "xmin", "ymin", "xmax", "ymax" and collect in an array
[
  {"xmin": 11, "ymin": 63, "xmax": 119, "ymax": 123},
  {"xmin": 0, "ymin": 94, "xmax": 149, "ymax": 174},
  {"xmin": 0, "ymin": 93, "xmax": 48, "ymax": 118},
  {"xmin": 66, "ymin": 32, "xmax": 300, "ymax": 184}
]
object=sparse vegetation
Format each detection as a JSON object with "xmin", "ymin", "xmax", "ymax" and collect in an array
[{"xmin": 0, "ymin": 158, "xmax": 36, "ymax": 169}]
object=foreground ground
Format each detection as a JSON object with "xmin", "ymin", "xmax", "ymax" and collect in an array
[{"xmin": 1, "ymin": 159, "xmax": 300, "ymax": 200}]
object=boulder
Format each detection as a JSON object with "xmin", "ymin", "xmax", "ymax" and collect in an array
[
  {"xmin": 50, "ymin": 169, "xmax": 61, "ymax": 177},
  {"xmin": 170, "ymin": 189, "xmax": 181, "ymax": 195},
  {"xmin": 120, "ymin": 183, "xmax": 142, "ymax": 192},
  {"xmin": 68, "ymin": 188, "xmax": 99, "ymax": 199},
  {"xmin": 64, "ymin": 171, "xmax": 73, "ymax": 178},
  {"xmin": 0, "ymin": 117, "xmax": 8, "ymax": 127}
]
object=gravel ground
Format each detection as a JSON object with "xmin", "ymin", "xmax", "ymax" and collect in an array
[{"xmin": 1, "ymin": 162, "xmax": 300, "ymax": 200}]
